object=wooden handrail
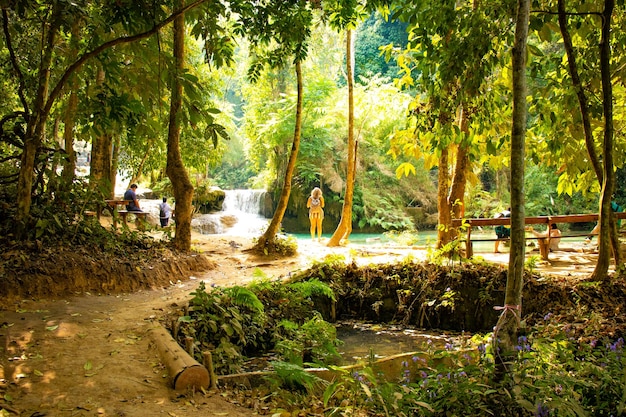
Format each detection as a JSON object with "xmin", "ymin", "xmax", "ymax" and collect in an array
[
  {"xmin": 450, "ymin": 212, "xmax": 626, "ymax": 260},
  {"xmin": 451, "ymin": 212, "xmax": 626, "ymax": 228}
]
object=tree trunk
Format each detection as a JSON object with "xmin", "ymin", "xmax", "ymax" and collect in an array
[
  {"xmin": 128, "ymin": 138, "xmax": 154, "ymax": 188},
  {"xmin": 166, "ymin": 0, "xmax": 194, "ymax": 251},
  {"xmin": 14, "ymin": 4, "xmax": 61, "ymax": 235},
  {"xmin": 493, "ymin": 0, "xmax": 529, "ymax": 378},
  {"xmin": 90, "ymin": 132, "xmax": 113, "ymax": 197},
  {"xmin": 60, "ymin": 20, "xmax": 81, "ymax": 188},
  {"xmin": 436, "ymin": 147, "xmax": 450, "ymax": 249},
  {"xmin": 557, "ymin": 0, "xmax": 603, "ymax": 184},
  {"xmin": 89, "ymin": 68, "xmax": 114, "ymax": 198},
  {"xmin": 591, "ymin": 0, "xmax": 617, "ymax": 280},
  {"xmin": 61, "ymin": 89, "xmax": 78, "ymax": 187},
  {"xmin": 328, "ymin": 29, "xmax": 356, "ymax": 247},
  {"xmin": 110, "ymin": 134, "xmax": 121, "ymax": 195},
  {"xmin": 438, "ymin": 105, "xmax": 471, "ymax": 249},
  {"xmin": 255, "ymin": 60, "xmax": 304, "ymax": 251},
  {"xmin": 449, "ymin": 106, "xmax": 470, "ymax": 221}
]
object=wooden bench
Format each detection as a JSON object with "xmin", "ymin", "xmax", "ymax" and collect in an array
[
  {"xmin": 451, "ymin": 213, "xmax": 626, "ymax": 260},
  {"xmin": 117, "ymin": 210, "xmax": 149, "ymax": 230}
]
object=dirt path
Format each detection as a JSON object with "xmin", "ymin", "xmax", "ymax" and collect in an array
[{"xmin": 0, "ymin": 233, "xmax": 602, "ymax": 416}]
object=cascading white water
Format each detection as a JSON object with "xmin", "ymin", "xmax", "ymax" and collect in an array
[{"xmin": 192, "ymin": 189, "xmax": 270, "ymax": 235}]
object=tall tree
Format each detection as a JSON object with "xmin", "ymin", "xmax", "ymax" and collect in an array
[
  {"xmin": 592, "ymin": 0, "xmax": 617, "ymax": 280},
  {"xmin": 327, "ymin": 28, "xmax": 357, "ymax": 246},
  {"xmin": 386, "ymin": 0, "xmax": 516, "ymax": 251},
  {"xmin": 165, "ymin": 0, "xmax": 194, "ymax": 251},
  {"xmin": 243, "ymin": 0, "xmax": 314, "ymax": 253},
  {"xmin": 492, "ymin": 0, "xmax": 529, "ymax": 377},
  {"xmin": 254, "ymin": 60, "xmax": 305, "ymax": 252},
  {"xmin": 555, "ymin": 0, "xmax": 619, "ymax": 279},
  {"xmin": 323, "ymin": 0, "xmax": 369, "ymax": 247},
  {"xmin": 59, "ymin": 19, "xmax": 81, "ymax": 188}
]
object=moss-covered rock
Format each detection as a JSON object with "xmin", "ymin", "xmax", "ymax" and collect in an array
[{"xmin": 194, "ymin": 185, "xmax": 226, "ymax": 213}]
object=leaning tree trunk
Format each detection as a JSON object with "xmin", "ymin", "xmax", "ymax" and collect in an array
[
  {"xmin": 255, "ymin": 60, "xmax": 304, "ymax": 251},
  {"xmin": 328, "ymin": 29, "xmax": 356, "ymax": 247},
  {"xmin": 591, "ymin": 0, "xmax": 617, "ymax": 280},
  {"xmin": 166, "ymin": 0, "xmax": 194, "ymax": 251},
  {"xmin": 493, "ymin": 0, "xmax": 529, "ymax": 379},
  {"xmin": 559, "ymin": 0, "xmax": 620, "ymax": 277},
  {"xmin": 557, "ymin": 0, "xmax": 603, "ymax": 184}
]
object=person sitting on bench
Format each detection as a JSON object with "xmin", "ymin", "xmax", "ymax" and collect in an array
[
  {"xmin": 493, "ymin": 207, "xmax": 511, "ymax": 253},
  {"xmin": 585, "ymin": 200, "xmax": 623, "ymax": 243},
  {"xmin": 123, "ymin": 184, "xmax": 143, "ymax": 212},
  {"xmin": 527, "ymin": 223, "xmax": 562, "ymax": 252}
]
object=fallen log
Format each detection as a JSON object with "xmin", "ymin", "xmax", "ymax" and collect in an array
[{"xmin": 149, "ymin": 323, "xmax": 210, "ymax": 391}]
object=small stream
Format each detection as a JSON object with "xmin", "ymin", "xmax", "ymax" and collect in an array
[{"xmin": 336, "ymin": 322, "xmax": 461, "ymax": 365}]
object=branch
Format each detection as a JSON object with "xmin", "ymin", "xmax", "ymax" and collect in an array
[
  {"xmin": 0, "ymin": 172, "xmax": 19, "ymax": 184},
  {"xmin": 0, "ymin": 111, "xmax": 28, "ymax": 127},
  {"xmin": 0, "ymin": 154, "xmax": 20, "ymax": 164},
  {"xmin": 2, "ymin": 9, "xmax": 30, "ymax": 114},
  {"xmin": 0, "ymin": 111, "xmax": 28, "ymax": 147},
  {"xmin": 43, "ymin": 0, "xmax": 209, "ymax": 118},
  {"xmin": 531, "ymin": 8, "xmax": 602, "ymax": 17},
  {"xmin": 0, "ymin": 134, "xmax": 24, "ymax": 149}
]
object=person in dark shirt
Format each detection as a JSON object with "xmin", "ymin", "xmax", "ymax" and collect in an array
[
  {"xmin": 123, "ymin": 184, "xmax": 143, "ymax": 212},
  {"xmin": 493, "ymin": 207, "xmax": 511, "ymax": 253}
]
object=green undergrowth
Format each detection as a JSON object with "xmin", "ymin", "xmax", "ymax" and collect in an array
[
  {"xmin": 171, "ymin": 257, "xmax": 626, "ymax": 416},
  {"xmin": 173, "ymin": 274, "xmax": 339, "ymax": 375},
  {"xmin": 242, "ymin": 323, "xmax": 626, "ymax": 416}
]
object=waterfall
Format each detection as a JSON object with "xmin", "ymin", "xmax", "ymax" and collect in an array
[
  {"xmin": 222, "ymin": 189, "xmax": 266, "ymax": 214},
  {"xmin": 192, "ymin": 189, "xmax": 270, "ymax": 235}
]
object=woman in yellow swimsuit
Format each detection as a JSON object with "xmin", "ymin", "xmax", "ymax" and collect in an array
[{"xmin": 306, "ymin": 187, "xmax": 325, "ymax": 241}]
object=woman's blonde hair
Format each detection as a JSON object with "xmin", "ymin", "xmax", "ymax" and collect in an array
[{"xmin": 311, "ymin": 187, "xmax": 322, "ymax": 198}]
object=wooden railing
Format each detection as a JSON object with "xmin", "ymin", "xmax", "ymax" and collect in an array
[{"xmin": 451, "ymin": 212, "xmax": 626, "ymax": 259}]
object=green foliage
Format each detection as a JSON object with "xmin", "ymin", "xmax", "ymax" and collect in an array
[
  {"xmin": 0, "ymin": 177, "xmax": 157, "ymax": 252},
  {"xmin": 179, "ymin": 282, "xmax": 266, "ymax": 374},
  {"xmin": 176, "ymin": 276, "xmax": 338, "ymax": 374},
  {"xmin": 354, "ymin": 12, "xmax": 407, "ymax": 82},
  {"xmin": 275, "ymin": 324, "xmax": 626, "ymax": 416},
  {"xmin": 427, "ymin": 236, "xmax": 464, "ymax": 265},
  {"xmin": 524, "ymin": 255, "xmax": 540, "ymax": 272},
  {"xmin": 255, "ymin": 234, "xmax": 298, "ymax": 257},
  {"xmin": 288, "ymin": 278, "xmax": 336, "ymax": 302},
  {"xmin": 383, "ymin": 230, "xmax": 422, "ymax": 246},
  {"xmin": 275, "ymin": 314, "xmax": 342, "ymax": 367},
  {"xmin": 524, "ymin": 165, "xmax": 597, "ymax": 219},
  {"xmin": 193, "ymin": 182, "xmax": 225, "ymax": 213},
  {"xmin": 265, "ymin": 361, "xmax": 325, "ymax": 394}
]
